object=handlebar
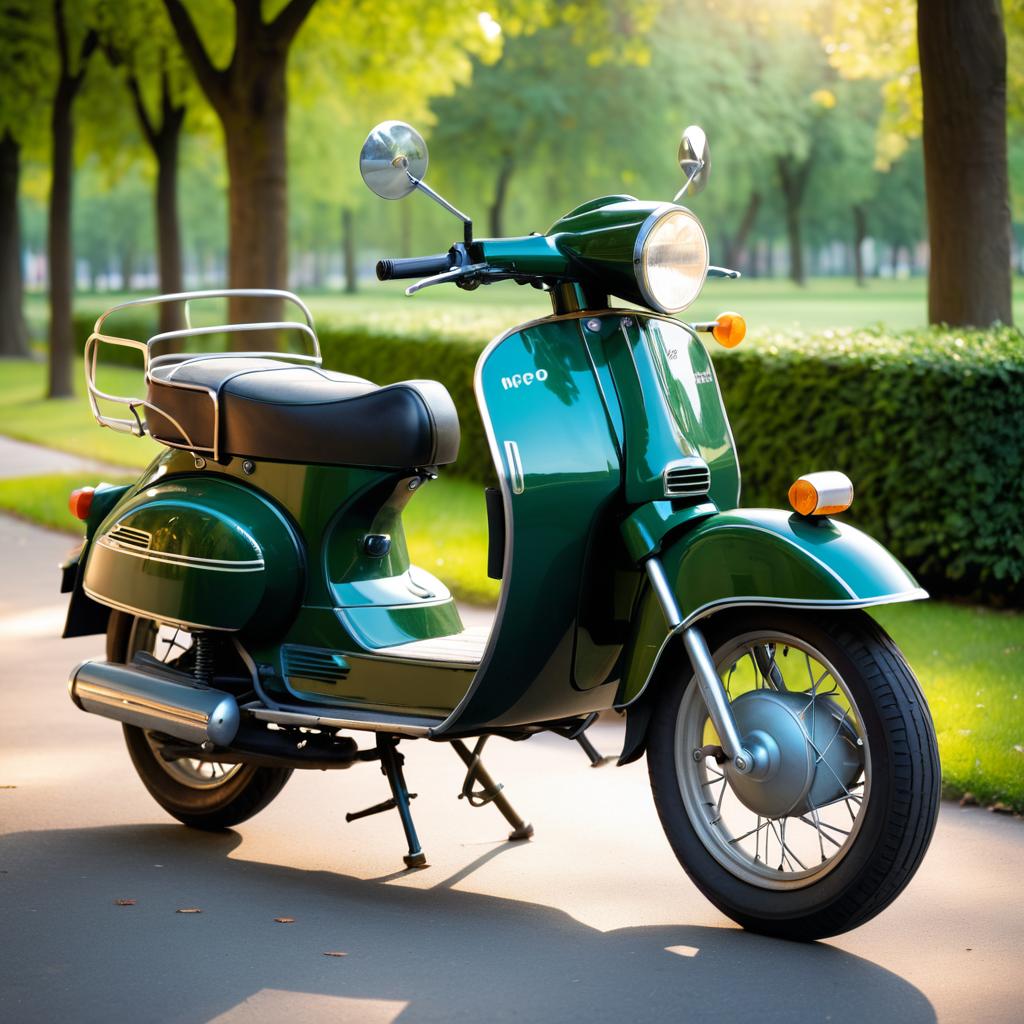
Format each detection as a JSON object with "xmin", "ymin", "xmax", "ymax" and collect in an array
[{"xmin": 376, "ymin": 253, "xmax": 453, "ymax": 281}]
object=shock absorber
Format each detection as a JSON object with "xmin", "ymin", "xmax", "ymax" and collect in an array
[{"xmin": 192, "ymin": 633, "xmax": 216, "ymax": 685}]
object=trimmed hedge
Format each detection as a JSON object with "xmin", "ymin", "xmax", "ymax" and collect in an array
[
  {"xmin": 75, "ymin": 304, "xmax": 1024, "ymax": 603},
  {"xmin": 715, "ymin": 326, "xmax": 1024, "ymax": 606}
]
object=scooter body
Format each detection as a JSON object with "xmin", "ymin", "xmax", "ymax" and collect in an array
[
  {"xmin": 69, "ymin": 305, "xmax": 920, "ymax": 733},
  {"xmin": 60, "ymin": 122, "xmax": 940, "ymax": 940}
]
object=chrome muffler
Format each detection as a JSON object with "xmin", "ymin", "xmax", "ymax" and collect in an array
[{"xmin": 68, "ymin": 659, "xmax": 240, "ymax": 747}]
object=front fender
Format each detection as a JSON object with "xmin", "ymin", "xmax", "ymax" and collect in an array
[{"xmin": 616, "ymin": 507, "xmax": 926, "ymax": 706}]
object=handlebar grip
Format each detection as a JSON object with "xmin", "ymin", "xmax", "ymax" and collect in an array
[{"xmin": 376, "ymin": 253, "xmax": 453, "ymax": 281}]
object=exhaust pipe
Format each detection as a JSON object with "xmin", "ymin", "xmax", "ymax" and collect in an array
[{"xmin": 69, "ymin": 659, "xmax": 240, "ymax": 747}]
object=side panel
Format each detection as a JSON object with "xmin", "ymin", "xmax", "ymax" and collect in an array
[
  {"xmin": 435, "ymin": 316, "xmax": 624, "ymax": 733},
  {"xmin": 83, "ymin": 475, "xmax": 304, "ymax": 635},
  {"xmin": 616, "ymin": 507, "xmax": 927, "ymax": 705}
]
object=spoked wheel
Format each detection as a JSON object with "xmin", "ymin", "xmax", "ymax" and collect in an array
[
  {"xmin": 647, "ymin": 609, "xmax": 940, "ymax": 940},
  {"xmin": 107, "ymin": 612, "xmax": 292, "ymax": 830}
]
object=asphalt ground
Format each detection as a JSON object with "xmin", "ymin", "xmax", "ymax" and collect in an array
[{"xmin": 1, "ymin": 513, "xmax": 1022, "ymax": 1023}]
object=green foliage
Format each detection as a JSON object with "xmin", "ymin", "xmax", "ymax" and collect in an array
[{"xmin": 0, "ymin": 0, "xmax": 53, "ymax": 149}]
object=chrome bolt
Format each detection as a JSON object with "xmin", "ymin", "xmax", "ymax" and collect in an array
[
  {"xmin": 585, "ymin": 318, "xmax": 602, "ymax": 332},
  {"xmin": 621, "ymin": 317, "xmax": 633, "ymax": 328},
  {"xmin": 692, "ymin": 748, "xmax": 704, "ymax": 762},
  {"xmin": 193, "ymin": 456, "xmax": 207, "ymax": 470},
  {"xmin": 242, "ymin": 460, "xmax": 256, "ymax": 475},
  {"xmin": 734, "ymin": 756, "xmax": 748, "ymax": 772},
  {"xmin": 408, "ymin": 477, "xmax": 421, "ymax": 491}
]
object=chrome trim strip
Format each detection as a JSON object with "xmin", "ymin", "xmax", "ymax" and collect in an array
[
  {"xmin": 503, "ymin": 440, "xmax": 525, "ymax": 494},
  {"xmin": 95, "ymin": 537, "xmax": 264, "ymax": 572},
  {"xmin": 615, "ymin": 588, "xmax": 929, "ymax": 709},
  {"xmin": 249, "ymin": 707, "xmax": 438, "ymax": 738}
]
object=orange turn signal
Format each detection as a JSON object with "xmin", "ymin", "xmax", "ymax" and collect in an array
[
  {"xmin": 68, "ymin": 486, "xmax": 95, "ymax": 521},
  {"xmin": 712, "ymin": 311, "xmax": 746, "ymax": 348},
  {"xmin": 788, "ymin": 471, "xmax": 854, "ymax": 517}
]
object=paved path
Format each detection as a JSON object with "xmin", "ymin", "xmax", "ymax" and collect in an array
[
  {"xmin": 0, "ymin": 434, "xmax": 129, "ymax": 480},
  {"xmin": 1, "ymin": 514, "xmax": 1021, "ymax": 1024}
]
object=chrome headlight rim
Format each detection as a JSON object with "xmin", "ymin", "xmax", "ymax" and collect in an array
[{"xmin": 632, "ymin": 204, "xmax": 709, "ymax": 315}]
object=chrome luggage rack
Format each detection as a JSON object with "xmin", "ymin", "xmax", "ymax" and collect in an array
[{"xmin": 84, "ymin": 289, "xmax": 321, "ymax": 462}]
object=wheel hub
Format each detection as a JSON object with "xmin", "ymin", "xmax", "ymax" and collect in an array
[{"xmin": 722, "ymin": 690, "xmax": 862, "ymax": 818}]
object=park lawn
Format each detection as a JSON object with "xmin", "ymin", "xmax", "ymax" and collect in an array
[
  {"xmin": 0, "ymin": 357, "xmax": 159, "ymax": 469},
  {"xmin": 25, "ymin": 275, "xmax": 1024, "ymax": 338},
  {"xmin": 3, "ymin": 469, "xmax": 1021, "ymax": 812}
]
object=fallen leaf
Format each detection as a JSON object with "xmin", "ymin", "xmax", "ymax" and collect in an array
[
  {"xmin": 176, "ymin": 908, "xmax": 202, "ymax": 914},
  {"xmin": 988, "ymin": 802, "xmax": 1014, "ymax": 815},
  {"xmin": 274, "ymin": 917, "xmax": 295, "ymax": 924},
  {"xmin": 322, "ymin": 951, "xmax": 348, "ymax": 958},
  {"xmin": 0, "ymin": 785, "xmax": 16, "ymax": 789},
  {"xmin": 114, "ymin": 898, "xmax": 137, "ymax": 906},
  {"xmin": 1013, "ymin": 745, "xmax": 1024, "ymax": 755},
  {"xmin": 959, "ymin": 793, "xmax": 978, "ymax": 807}
]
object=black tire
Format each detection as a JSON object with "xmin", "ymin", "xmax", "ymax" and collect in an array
[
  {"xmin": 107, "ymin": 612, "xmax": 292, "ymax": 831},
  {"xmin": 646, "ymin": 608, "xmax": 941, "ymax": 941}
]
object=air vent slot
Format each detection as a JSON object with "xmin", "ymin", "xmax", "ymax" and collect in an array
[
  {"xmin": 664, "ymin": 459, "xmax": 711, "ymax": 498},
  {"xmin": 107, "ymin": 524, "xmax": 152, "ymax": 550},
  {"xmin": 283, "ymin": 646, "xmax": 350, "ymax": 685}
]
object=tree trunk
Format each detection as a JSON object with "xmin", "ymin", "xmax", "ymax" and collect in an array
[
  {"xmin": 154, "ymin": 131, "xmax": 185, "ymax": 333},
  {"xmin": 725, "ymin": 190, "xmax": 761, "ymax": 272},
  {"xmin": 0, "ymin": 132, "xmax": 30, "ymax": 358},
  {"xmin": 488, "ymin": 154, "xmax": 515, "ymax": 238},
  {"xmin": 47, "ymin": 77, "xmax": 76, "ymax": 398},
  {"xmin": 852, "ymin": 204, "xmax": 867, "ymax": 287},
  {"xmin": 342, "ymin": 206, "xmax": 357, "ymax": 294},
  {"xmin": 766, "ymin": 237, "xmax": 775, "ymax": 278},
  {"xmin": 224, "ymin": 81, "xmax": 288, "ymax": 334},
  {"xmin": 784, "ymin": 204, "xmax": 804, "ymax": 285},
  {"xmin": 777, "ymin": 155, "xmax": 814, "ymax": 287},
  {"xmin": 918, "ymin": 0, "xmax": 1012, "ymax": 325}
]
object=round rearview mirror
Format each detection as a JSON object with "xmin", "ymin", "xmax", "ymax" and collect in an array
[
  {"xmin": 359, "ymin": 121, "xmax": 429, "ymax": 200},
  {"xmin": 677, "ymin": 125, "xmax": 710, "ymax": 197}
]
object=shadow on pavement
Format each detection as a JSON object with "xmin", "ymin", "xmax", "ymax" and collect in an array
[{"xmin": 0, "ymin": 824, "xmax": 936, "ymax": 1024}]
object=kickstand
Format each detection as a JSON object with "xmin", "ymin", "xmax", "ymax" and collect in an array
[
  {"xmin": 451, "ymin": 737, "xmax": 534, "ymax": 841},
  {"xmin": 345, "ymin": 734, "xmax": 427, "ymax": 869},
  {"xmin": 575, "ymin": 727, "xmax": 614, "ymax": 767}
]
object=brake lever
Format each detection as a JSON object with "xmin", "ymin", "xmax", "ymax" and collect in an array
[
  {"xmin": 405, "ymin": 263, "xmax": 490, "ymax": 296},
  {"xmin": 708, "ymin": 266, "xmax": 741, "ymax": 279}
]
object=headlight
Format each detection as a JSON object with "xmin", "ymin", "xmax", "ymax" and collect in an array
[{"xmin": 634, "ymin": 207, "xmax": 709, "ymax": 314}]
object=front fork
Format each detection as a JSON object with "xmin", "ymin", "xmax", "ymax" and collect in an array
[{"xmin": 645, "ymin": 558, "xmax": 774, "ymax": 779}]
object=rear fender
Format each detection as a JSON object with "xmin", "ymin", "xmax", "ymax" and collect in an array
[{"xmin": 617, "ymin": 507, "xmax": 926, "ymax": 711}]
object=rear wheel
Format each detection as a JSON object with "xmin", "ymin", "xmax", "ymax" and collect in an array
[
  {"xmin": 646, "ymin": 609, "xmax": 940, "ymax": 940},
  {"xmin": 107, "ymin": 612, "xmax": 292, "ymax": 830}
]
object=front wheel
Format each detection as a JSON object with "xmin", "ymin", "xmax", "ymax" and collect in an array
[{"xmin": 647, "ymin": 609, "xmax": 940, "ymax": 940}]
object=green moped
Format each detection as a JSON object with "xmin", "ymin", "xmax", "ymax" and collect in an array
[{"xmin": 61, "ymin": 121, "xmax": 940, "ymax": 940}]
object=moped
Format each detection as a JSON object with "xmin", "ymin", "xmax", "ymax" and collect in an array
[{"xmin": 61, "ymin": 121, "xmax": 940, "ymax": 940}]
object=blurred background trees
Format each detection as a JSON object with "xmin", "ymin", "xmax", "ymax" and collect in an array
[{"xmin": 1, "ymin": 0, "xmax": 1020, "ymax": 385}]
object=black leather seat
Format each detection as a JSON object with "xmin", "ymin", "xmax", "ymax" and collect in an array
[{"xmin": 146, "ymin": 356, "xmax": 460, "ymax": 468}]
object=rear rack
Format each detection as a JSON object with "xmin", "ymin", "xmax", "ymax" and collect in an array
[{"xmin": 84, "ymin": 289, "xmax": 321, "ymax": 462}]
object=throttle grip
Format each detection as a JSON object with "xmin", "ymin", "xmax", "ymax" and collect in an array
[{"xmin": 376, "ymin": 253, "xmax": 453, "ymax": 280}]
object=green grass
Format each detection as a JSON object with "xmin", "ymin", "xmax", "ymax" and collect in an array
[
  {"xmin": 25, "ymin": 274, "xmax": 1024, "ymax": 340},
  {"xmin": 0, "ymin": 358, "xmax": 159, "ymax": 469},
  {"xmin": 3, "ymin": 470, "xmax": 1021, "ymax": 810}
]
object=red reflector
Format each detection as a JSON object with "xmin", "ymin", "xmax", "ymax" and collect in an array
[{"xmin": 69, "ymin": 487, "xmax": 95, "ymax": 521}]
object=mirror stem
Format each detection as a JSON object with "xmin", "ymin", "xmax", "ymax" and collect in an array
[
  {"xmin": 406, "ymin": 172, "xmax": 473, "ymax": 244},
  {"xmin": 673, "ymin": 162, "xmax": 703, "ymax": 203}
]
